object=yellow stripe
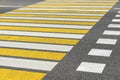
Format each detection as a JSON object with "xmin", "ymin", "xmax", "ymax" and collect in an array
[
  {"xmin": 28, "ymin": 3, "xmax": 115, "ymax": 6},
  {"xmin": 0, "ymin": 48, "xmax": 66, "ymax": 60},
  {"xmin": 0, "ymin": 68, "xmax": 46, "ymax": 80},
  {"xmin": 0, "ymin": 26, "xmax": 89, "ymax": 34},
  {"xmin": 0, "ymin": 19, "xmax": 96, "ymax": 25},
  {"xmin": 12, "ymin": 10, "xmax": 107, "ymax": 14},
  {"xmin": 0, "ymin": 14, "xmax": 102, "ymax": 19},
  {"xmin": 0, "ymin": 35, "xmax": 79, "ymax": 45}
]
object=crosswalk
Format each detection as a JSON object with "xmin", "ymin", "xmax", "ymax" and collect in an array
[{"xmin": 0, "ymin": 0, "xmax": 118, "ymax": 80}]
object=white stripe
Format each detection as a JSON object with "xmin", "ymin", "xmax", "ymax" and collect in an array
[
  {"xmin": 118, "ymin": 11, "xmax": 120, "ymax": 13},
  {"xmin": 96, "ymin": 38, "xmax": 117, "ymax": 45},
  {"xmin": 115, "ymin": 15, "xmax": 120, "ymax": 17},
  {"xmin": 112, "ymin": 19, "xmax": 120, "ymax": 22},
  {"xmin": 103, "ymin": 30, "xmax": 120, "ymax": 35},
  {"xmin": 0, "ymin": 16, "xmax": 99, "ymax": 22},
  {"xmin": 0, "ymin": 22, "xmax": 92, "ymax": 29},
  {"xmin": 0, "ymin": 5, "xmax": 22, "ymax": 7},
  {"xmin": 0, "ymin": 41, "xmax": 73, "ymax": 52},
  {"xmin": 7, "ymin": 12, "xmax": 105, "ymax": 16},
  {"xmin": 27, "ymin": 5, "xmax": 112, "ymax": 8},
  {"xmin": 0, "ymin": 56, "xmax": 58, "ymax": 71},
  {"xmin": 0, "ymin": 30, "xmax": 84, "ymax": 39},
  {"xmin": 19, "ymin": 8, "xmax": 109, "ymax": 12},
  {"xmin": 88, "ymin": 48, "xmax": 112, "ymax": 57},
  {"xmin": 76, "ymin": 62, "xmax": 106, "ymax": 73},
  {"xmin": 108, "ymin": 24, "xmax": 120, "ymax": 28}
]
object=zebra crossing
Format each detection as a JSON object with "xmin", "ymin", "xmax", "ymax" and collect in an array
[{"xmin": 0, "ymin": 0, "xmax": 118, "ymax": 80}]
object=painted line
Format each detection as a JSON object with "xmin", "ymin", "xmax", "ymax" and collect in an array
[
  {"xmin": 118, "ymin": 11, "xmax": 120, "ymax": 13},
  {"xmin": 114, "ymin": 8, "xmax": 120, "ymax": 9},
  {"xmin": 18, "ymin": 8, "xmax": 109, "ymax": 12},
  {"xmin": 0, "ymin": 30, "xmax": 84, "ymax": 39},
  {"xmin": 0, "ymin": 16, "xmax": 99, "ymax": 22},
  {"xmin": 27, "ymin": 6, "xmax": 112, "ymax": 8},
  {"xmin": 7, "ymin": 12, "xmax": 104, "ymax": 16},
  {"xmin": 88, "ymin": 48, "xmax": 112, "ymax": 57},
  {"xmin": 0, "ymin": 5, "xmax": 22, "ymax": 7},
  {"xmin": 103, "ymin": 30, "xmax": 120, "ymax": 35},
  {"xmin": 76, "ymin": 62, "xmax": 106, "ymax": 73},
  {"xmin": 0, "ymin": 48, "xmax": 65, "ymax": 61},
  {"xmin": 37, "ymin": 3, "xmax": 115, "ymax": 4},
  {"xmin": 0, "ymin": 22, "xmax": 92, "ymax": 29},
  {"xmin": 0, "ymin": 41, "xmax": 73, "ymax": 52},
  {"xmin": 0, "ymin": 35, "xmax": 79, "ymax": 45},
  {"xmin": 108, "ymin": 24, "xmax": 120, "ymax": 28},
  {"xmin": 112, "ymin": 19, "xmax": 120, "ymax": 22},
  {"xmin": 96, "ymin": 38, "xmax": 117, "ymax": 45},
  {"xmin": 0, "ymin": 56, "xmax": 58, "ymax": 71},
  {"xmin": 115, "ymin": 15, "xmax": 120, "ymax": 17}
]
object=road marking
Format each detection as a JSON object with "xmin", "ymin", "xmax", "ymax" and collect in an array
[
  {"xmin": 103, "ymin": 30, "xmax": 120, "ymax": 35},
  {"xmin": 108, "ymin": 24, "xmax": 120, "ymax": 28},
  {"xmin": 96, "ymin": 38, "xmax": 117, "ymax": 45},
  {"xmin": 0, "ymin": 68, "xmax": 46, "ymax": 80},
  {"xmin": 112, "ymin": 19, "xmax": 120, "ymax": 22},
  {"xmin": 0, "ymin": 48, "xmax": 65, "ymax": 61},
  {"xmin": 0, "ymin": 19, "xmax": 96, "ymax": 25},
  {"xmin": 115, "ymin": 15, "xmax": 120, "ymax": 17},
  {"xmin": 0, "ymin": 41, "xmax": 73, "ymax": 52},
  {"xmin": 0, "ymin": 22, "xmax": 92, "ymax": 29},
  {"xmin": 0, "ymin": 16, "xmax": 99, "ymax": 22},
  {"xmin": 0, "ymin": 5, "xmax": 22, "ymax": 7},
  {"xmin": 0, "ymin": 30, "xmax": 84, "ymax": 39},
  {"xmin": 88, "ymin": 48, "xmax": 112, "ymax": 57},
  {"xmin": 7, "ymin": 12, "xmax": 105, "ymax": 16},
  {"xmin": 17, "ymin": 8, "xmax": 109, "ymax": 12},
  {"xmin": 76, "ymin": 62, "xmax": 106, "ymax": 73},
  {"xmin": 0, "ymin": 56, "xmax": 58, "ymax": 71},
  {"xmin": 0, "ymin": 35, "xmax": 79, "ymax": 45}
]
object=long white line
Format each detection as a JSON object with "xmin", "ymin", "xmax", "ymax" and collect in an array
[
  {"xmin": 112, "ymin": 19, "xmax": 120, "ymax": 22},
  {"xmin": 0, "ymin": 30, "xmax": 84, "ymax": 39},
  {"xmin": 18, "ymin": 8, "xmax": 109, "ymax": 12},
  {"xmin": 0, "ymin": 16, "xmax": 99, "ymax": 22},
  {"xmin": 0, "ymin": 41, "xmax": 73, "ymax": 52},
  {"xmin": 0, "ymin": 22, "xmax": 93, "ymax": 29},
  {"xmin": 7, "ymin": 12, "xmax": 105, "ymax": 16},
  {"xmin": 0, "ymin": 5, "xmax": 22, "ymax": 7},
  {"xmin": 108, "ymin": 24, "xmax": 120, "ymax": 28},
  {"xmin": 0, "ymin": 56, "xmax": 58, "ymax": 71},
  {"xmin": 115, "ymin": 15, "xmax": 120, "ymax": 17}
]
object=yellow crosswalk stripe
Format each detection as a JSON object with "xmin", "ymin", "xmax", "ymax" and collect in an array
[
  {"xmin": 0, "ymin": 14, "xmax": 103, "ymax": 19},
  {"xmin": 0, "ymin": 19, "xmax": 96, "ymax": 25},
  {"xmin": 0, "ymin": 68, "xmax": 46, "ymax": 80},
  {"xmin": 0, "ymin": 26, "xmax": 89, "ymax": 34},
  {"xmin": 0, "ymin": 48, "xmax": 65, "ymax": 60},
  {"xmin": 0, "ymin": 35, "xmax": 79, "ymax": 45}
]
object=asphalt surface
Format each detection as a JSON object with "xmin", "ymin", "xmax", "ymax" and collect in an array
[{"xmin": 0, "ymin": 0, "xmax": 120, "ymax": 80}]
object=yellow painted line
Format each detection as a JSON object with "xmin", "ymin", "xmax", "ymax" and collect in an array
[
  {"xmin": 0, "ymin": 19, "xmax": 96, "ymax": 25},
  {"xmin": 11, "ymin": 10, "xmax": 107, "ymax": 14},
  {"xmin": 0, "ymin": 48, "xmax": 66, "ymax": 60},
  {"xmin": 27, "ymin": 3, "xmax": 115, "ymax": 6},
  {"xmin": 0, "ymin": 68, "xmax": 46, "ymax": 80},
  {"xmin": 0, "ymin": 14, "xmax": 102, "ymax": 19},
  {"xmin": 0, "ymin": 35, "xmax": 79, "ymax": 45},
  {"xmin": 0, "ymin": 26, "xmax": 89, "ymax": 34}
]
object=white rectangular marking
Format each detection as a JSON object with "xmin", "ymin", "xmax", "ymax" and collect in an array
[
  {"xmin": 88, "ymin": 48, "xmax": 112, "ymax": 57},
  {"xmin": 0, "ymin": 22, "xmax": 92, "ymax": 29},
  {"xmin": 96, "ymin": 38, "xmax": 117, "ymax": 45},
  {"xmin": 7, "ymin": 12, "xmax": 104, "ymax": 16},
  {"xmin": 108, "ymin": 24, "xmax": 120, "ymax": 28},
  {"xmin": 115, "ymin": 15, "xmax": 120, "ymax": 17},
  {"xmin": 112, "ymin": 19, "xmax": 120, "ymax": 22},
  {"xmin": 0, "ymin": 30, "xmax": 84, "ymax": 39},
  {"xmin": 103, "ymin": 30, "xmax": 120, "ymax": 35},
  {"xmin": 0, "ymin": 56, "xmax": 58, "ymax": 71},
  {"xmin": 0, "ymin": 16, "xmax": 99, "ymax": 22},
  {"xmin": 0, "ymin": 41, "xmax": 73, "ymax": 52},
  {"xmin": 76, "ymin": 62, "xmax": 106, "ymax": 73}
]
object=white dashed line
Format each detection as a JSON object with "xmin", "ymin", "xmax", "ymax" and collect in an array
[
  {"xmin": 103, "ymin": 30, "xmax": 120, "ymax": 35},
  {"xmin": 108, "ymin": 24, "xmax": 120, "ymax": 28},
  {"xmin": 76, "ymin": 62, "xmax": 106, "ymax": 73}
]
